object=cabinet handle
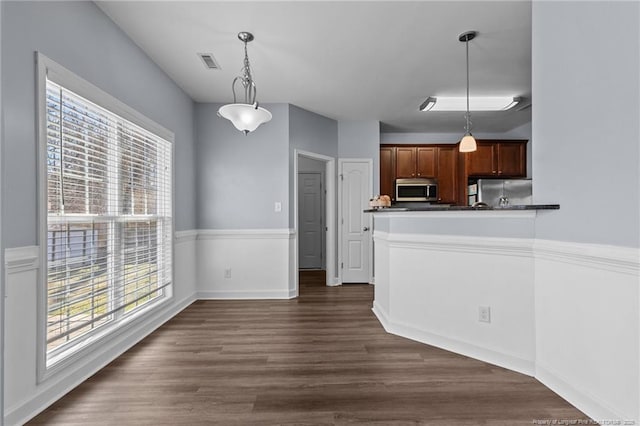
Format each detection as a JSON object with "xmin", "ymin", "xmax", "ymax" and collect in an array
[
  {"xmin": 492, "ymin": 170, "xmax": 497, "ymax": 174},
  {"xmin": 417, "ymin": 173, "xmax": 421, "ymax": 176},
  {"xmin": 498, "ymin": 170, "xmax": 503, "ymax": 174}
]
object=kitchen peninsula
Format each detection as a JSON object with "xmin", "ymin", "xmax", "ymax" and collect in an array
[{"xmin": 368, "ymin": 205, "xmax": 559, "ymax": 377}]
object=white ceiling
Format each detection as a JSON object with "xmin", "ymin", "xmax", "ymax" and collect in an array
[{"xmin": 96, "ymin": 1, "xmax": 532, "ymax": 134}]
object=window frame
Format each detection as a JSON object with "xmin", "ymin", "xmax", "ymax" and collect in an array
[{"xmin": 36, "ymin": 52, "xmax": 175, "ymax": 382}]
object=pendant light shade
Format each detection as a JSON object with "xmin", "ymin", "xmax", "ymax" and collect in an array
[
  {"xmin": 218, "ymin": 103, "xmax": 272, "ymax": 134},
  {"xmin": 459, "ymin": 30, "xmax": 477, "ymax": 153},
  {"xmin": 218, "ymin": 32, "xmax": 272, "ymax": 134},
  {"xmin": 459, "ymin": 133, "xmax": 477, "ymax": 153}
]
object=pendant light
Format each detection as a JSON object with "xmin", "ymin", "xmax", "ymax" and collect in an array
[
  {"xmin": 458, "ymin": 30, "xmax": 477, "ymax": 153},
  {"xmin": 218, "ymin": 32, "xmax": 272, "ymax": 135}
]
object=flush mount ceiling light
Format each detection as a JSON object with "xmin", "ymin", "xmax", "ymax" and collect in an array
[
  {"xmin": 218, "ymin": 32, "xmax": 272, "ymax": 135},
  {"xmin": 458, "ymin": 30, "xmax": 477, "ymax": 153},
  {"xmin": 419, "ymin": 96, "xmax": 522, "ymax": 112}
]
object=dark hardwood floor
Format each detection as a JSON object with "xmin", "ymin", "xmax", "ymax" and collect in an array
[{"xmin": 29, "ymin": 271, "xmax": 590, "ymax": 425}]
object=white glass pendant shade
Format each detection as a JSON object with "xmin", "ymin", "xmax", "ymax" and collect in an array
[
  {"xmin": 218, "ymin": 103, "xmax": 272, "ymax": 134},
  {"xmin": 459, "ymin": 133, "xmax": 477, "ymax": 153}
]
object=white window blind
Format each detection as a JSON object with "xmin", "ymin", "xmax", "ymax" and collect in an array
[{"xmin": 45, "ymin": 78, "xmax": 172, "ymax": 362}]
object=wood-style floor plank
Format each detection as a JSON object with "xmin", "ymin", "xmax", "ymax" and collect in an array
[{"xmin": 28, "ymin": 271, "xmax": 590, "ymax": 425}]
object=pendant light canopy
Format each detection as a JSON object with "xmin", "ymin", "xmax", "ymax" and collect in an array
[
  {"xmin": 458, "ymin": 30, "xmax": 477, "ymax": 153},
  {"xmin": 218, "ymin": 32, "xmax": 272, "ymax": 135}
]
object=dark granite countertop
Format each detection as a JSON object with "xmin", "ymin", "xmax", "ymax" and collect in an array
[{"xmin": 364, "ymin": 204, "xmax": 560, "ymax": 213}]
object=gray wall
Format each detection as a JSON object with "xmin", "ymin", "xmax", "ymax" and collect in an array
[
  {"xmin": 1, "ymin": 1, "xmax": 197, "ymax": 248},
  {"xmin": 196, "ymin": 103, "xmax": 290, "ymax": 229},
  {"xmin": 532, "ymin": 1, "xmax": 639, "ymax": 247},
  {"xmin": 338, "ymin": 120, "xmax": 380, "ymax": 194},
  {"xmin": 288, "ymin": 105, "xmax": 338, "ymax": 226}
]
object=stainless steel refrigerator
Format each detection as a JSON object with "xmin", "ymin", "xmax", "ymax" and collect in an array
[{"xmin": 468, "ymin": 179, "xmax": 532, "ymax": 207}]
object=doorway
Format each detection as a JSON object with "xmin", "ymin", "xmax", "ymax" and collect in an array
[{"xmin": 293, "ymin": 150, "xmax": 337, "ymax": 293}]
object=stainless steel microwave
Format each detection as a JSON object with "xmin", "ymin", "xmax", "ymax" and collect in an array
[{"xmin": 395, "ymin": 178, "xmax": 438, "ymax": 202}]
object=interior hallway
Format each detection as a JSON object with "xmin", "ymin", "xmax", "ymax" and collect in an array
[{"xmin": 29, "ymin": 271, "xmax": 589, "ymax": 425}]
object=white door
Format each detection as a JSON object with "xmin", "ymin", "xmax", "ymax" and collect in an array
[
  {"xmin": 298, "ymin": 172, "xmax": 324, "ymax": 269},
  {"xmin": 340, "ymin": 160, "xmax": 372, "ymax": 283}
]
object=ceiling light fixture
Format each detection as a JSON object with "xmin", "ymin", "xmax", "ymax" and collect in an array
[
  {"xmin": 458, "ymin": 30, "xmax": 478, "ymax": 153},
  {"xmin": 420, "ymin": 96, "xmax": 522, "ymax": 112},
  {"xmin": 218, "ymin": 32, "xmax": 272, "ymax": 135}
]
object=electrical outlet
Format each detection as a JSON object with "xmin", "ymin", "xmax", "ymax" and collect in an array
[
  {"xmin": 274, "ymin": 202, "xmax": 282, "ymax": 212},
  {"xmin": 224, "ymin": 268, "xmax": 232, "ymax": 279},
  {"xmin": 479, "ymin": 306, "xmax": 491, "ymax": 323}
]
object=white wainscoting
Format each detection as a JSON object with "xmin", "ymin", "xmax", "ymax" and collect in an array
[
  {"xmin": 372, "ymin": 231, "xmax": 536, "ymax": 376},
  {"xmin": 196, "ymin": 229, "xmax": 296, "ymax": 299},
  {"xmin": 534, "ymin": 239, "xmax": 639, "ymax": 423},
  {"xmin": 373, "ymin": 230, "xmax": 640, "ymax": 424},
  {"xmin": 4, "ymin": 232, "xmax": 198, "ymax": 426}
]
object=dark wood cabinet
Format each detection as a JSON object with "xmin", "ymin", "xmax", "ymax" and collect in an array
[
  {"xmin": 497, "ymin": 143, "xmax": 526, "ymax": 177},
  {"xmin": 466, "ymin": 143, "xmax": 496, "ymax": 176},
  {"xmin": 395, "ymin": 147, "xmax": 436, "ymax": 178},
  {"xmin": 435, "ymin": 146, "xmax": 458, "ymax": 204},
  {"xmin": 380, "ymin": 146, "xmax": 396, "ymax": 200},
  {"xmin": 465, "ymin": 141, "xmax": 526, "ymax": 178},
  {"xmin": 416, "ymin": 147, "xmax": 437, "ymax": 178},
  {"xmin": 396, "ymin": 147, "xmax": 417, "ymax": 178}
]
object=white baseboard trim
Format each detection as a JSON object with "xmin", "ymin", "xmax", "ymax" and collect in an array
[
  {"xmin": 374, "ymin": 230, "xmax": 534, "ymax": 258},
  {"xmin": 536, "ymin": 364, "xmax": 628, "ymax": 423},
  {"xmin": 534, "ymin": 239, "xmax": 639, "ymax": 275},
  {"xmin": 5, "ymin": 294, "xmax": 196, "ymax": 426},
  {"xmin": 372, "ymin": 302, "xmax": 535, "ymax": 377},
  {"xmin": 4, "ymin": 245, "xmax": 39, "ymax": 274},
  {"xmin": 196, "ymin": 289, "xmax": 296, "ymax": 300},
  {"xmin": 197, "ymin": 228, "xmax": 295, "ymax": 240},
  {"xmin": 175, "ymin": 230, "xmax": 199, "ymax": 243}
]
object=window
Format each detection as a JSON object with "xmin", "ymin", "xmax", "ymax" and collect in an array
[{"xmin": 41, "ymin": 58, "xmax": 172, "ymax": 368}]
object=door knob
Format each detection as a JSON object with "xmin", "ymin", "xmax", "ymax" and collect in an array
[{"xmin": 363, "ymin": 227, "xmax": 370, "ymax": 232}]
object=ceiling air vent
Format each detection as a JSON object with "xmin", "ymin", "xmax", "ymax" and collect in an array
[{"xmin": 198, "ymin": 53, "xmax": 221, "ymax": 70}]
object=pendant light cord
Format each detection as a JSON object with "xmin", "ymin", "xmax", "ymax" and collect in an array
[{"xmin": 465, "ymin": 37, "xmax": 471, "ymax": 134}]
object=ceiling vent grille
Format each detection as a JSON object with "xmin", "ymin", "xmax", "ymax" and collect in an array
[{"xmin": 198, "ymin": 53, "xmax": 221, "ymax": 70}]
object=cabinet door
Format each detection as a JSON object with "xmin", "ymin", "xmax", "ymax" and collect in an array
[
  {"xmin": 380, "ymin": 147, "xmax": 396, "ymax": 200},
  {"xmin": 466, "ymin": 143, "xmax": 497, "ymax": 176},
  {"xmin": 497, "ymin": 142, "xmax": 526, "ymax": 177},
  {"xmin": 416, "ymin": 147, "xmax": 437, "ymax": 178},
  {"xmin": 396, "ymin": 147, "xmax": 417, "ymax": 178},
  {"xmin": 436, "ymin": 146, "xmax": 458, "ymax": 204}
]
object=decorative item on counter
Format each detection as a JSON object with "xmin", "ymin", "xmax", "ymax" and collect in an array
[{"xmin": 369, "ymin": 195, "xmax": 391, "ymax": 208}]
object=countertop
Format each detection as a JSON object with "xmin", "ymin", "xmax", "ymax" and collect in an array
[{"xmin": 364, "ymin": 204, "xmax": 560, "ymax": 213}]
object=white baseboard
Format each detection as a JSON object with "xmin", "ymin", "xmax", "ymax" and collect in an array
[
  {"xmin": 536, "ymin": 364, "xmax": 626, "ymax": 424},
  {"xmin": 372, "ymin": 302, "xmax": 535, "ymax": 377},
  {"xmin": 196, "ymin": 289, "xmax": 296, "ymax": 300}
]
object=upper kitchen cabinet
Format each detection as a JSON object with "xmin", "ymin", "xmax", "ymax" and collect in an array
[
  {"xmin": 380, "ymin": 146, "xmax": 396, "ymax": 200},
  {"xmin": 396, "ymin": 147, "xmax": 436, "ymax": 178},
  {"xmin": 435, "ymin": 146, "xmax": 458, "ymax": 204},
  {"xmin": 465, "ymin": 140, "xmax": 527, "ymax": 178}
]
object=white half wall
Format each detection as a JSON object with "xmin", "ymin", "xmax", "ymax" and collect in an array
[
  {"xmin": 3, "ymin": 235, "xmax": 198, "ymax": 426},
  {"xmin": 373, "ymin": 230, "xmax": 536, "ymax": 376},
  {"xmin": 372, "ymin": 216, "xmax": 640, "ymax": 423},
  {"xmin": 534, "ymin": 240, "xmax": 640, "ymax": 422},
  {"xmin": 196, "ymin": 229, "xmax": 296, "ymax": 299}
]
